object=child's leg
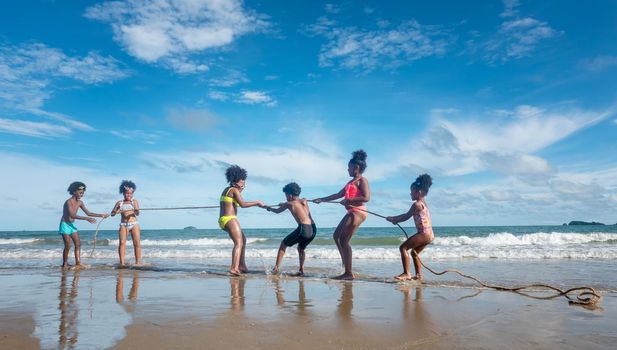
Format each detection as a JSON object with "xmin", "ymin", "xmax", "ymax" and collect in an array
[
  {"xmin": 336, "ymin": 212, "xmax": 366, "ymax": 280},
  {"xmin": 130, "ymin": 225, "xmax": 142, "ymax": 265},
  {"xmin": 332, "ymin": 216, "xmax": 347, "ymax": 266},
  {"xmin": 70, "ymin": 233, "xmax": 82, "ymax": 266},
  {"xmin": 297, "ymin": 247, "xmax": 305, "ymax": 275},
  {"xmin": 225, "ymin": 219, "xmax": 243, "ymax": 275},
  {"xmin": 411, "ymin": 244, "xmax": 429, "ymax": 279},
  {"xmin": 396, "ymin": 234, "xmax": 431, "ymax": 280},
  {"xmin": 61, "ymin": 234, "xmax": 72, "ymax": 268},
  {"xmin": 118, "ymin": 226, "xmax": 128, "ymax": 266},
  {"xmin": 273, "ymin": 241, "xmax": 287, "ymax": 274},
  {"xmin": 239, "ymin": 231, "xmax": 248, "ymax": 272}
]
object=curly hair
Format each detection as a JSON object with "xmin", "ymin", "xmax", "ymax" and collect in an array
[
  {"xmin": 119, "ymin": 180, "xmax": 136, "ymax": 194},
  {"xmin": 67, "ymin": 181, "xmax": 86, "ymax": 194},
  {"xmin": 282, "ymin": 182, "xmax": 301, "ymax": 197},
  {"xmin": 225, "ymin": 165, "xmax": 247, "ymax": 184},
  {"xmin": 411, "ymin": 174, "xmax": 433, "ymax": 194},
  {"xmin": 349, "ymin": 149, "xmax": 367, "ymax": 173}
]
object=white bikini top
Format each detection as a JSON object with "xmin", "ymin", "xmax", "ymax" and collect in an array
[{"xmin": 119, "ymin": 200, "xmax": 135, "ymax": 212}]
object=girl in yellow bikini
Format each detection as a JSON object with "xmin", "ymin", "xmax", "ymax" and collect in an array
[{"xmin": 219, "ymin": 165, "xmax": 265, "ymax": 276}]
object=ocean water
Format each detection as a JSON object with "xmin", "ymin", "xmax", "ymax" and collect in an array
[{"xmin": 2, "ymin": 225, "xmax": 617, "ymax": 290}]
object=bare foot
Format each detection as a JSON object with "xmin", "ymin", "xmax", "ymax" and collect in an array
[
  {"xmin": 61, "ymin": 264, "xmax": 69, "ymax": 270},
  {"xmin": 271, "ymin": 267, "xmax": 280, "ymax": 275},
  {"xmin": 134, "ymin": 261, "xmax": 143, "ymax": 266},
  {"xmin": 74, "ymin": 263, "xmax": 87, "ymax": 270},
  {"xmin": 413, "ymin": 274, "xmax": 423, "ymax": 281},
  {"xmin": 227, "ymin": 270, "xmax": 242, "ymax": 277},
  {"xmin": 290, "ymin": 271, "xmax": 304, "ymax": 277},
  {"xmin": 239, "ymin": 266, "xmax": 249, "ymax": 273},
  {"xmin": 394, "ymin": 273, "xmax": 413, "ymax": 281},
  {"xmin": 333, "ymin": 273, "xmax": 354, "ymax": 280}
]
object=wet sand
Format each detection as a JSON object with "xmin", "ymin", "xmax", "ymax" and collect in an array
[{"xmin": 0, "ymin": 268, "xmax": 615, "ymax": 349}]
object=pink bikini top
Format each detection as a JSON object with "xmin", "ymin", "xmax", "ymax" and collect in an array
[
  {"xmin": 344, "ymin": 180, "xmax": 366, "ymax": 213},
  {"xmin": 413, "ymin": 201, "xmax": 433, "ymax": 236},
  {"xmin": 344, "ymin": 181, "xmax": 361, "ymax": 199}
]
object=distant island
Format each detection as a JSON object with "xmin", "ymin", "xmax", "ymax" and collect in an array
[
  {"xmin": 183, "ymin": 226, "xmax": 197, "ymax": 230},
  {"xmin": 567, "ymin": 221, "xmax": 605, "ymax": 226}
]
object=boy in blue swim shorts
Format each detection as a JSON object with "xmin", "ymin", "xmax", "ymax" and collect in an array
[
  {"xmin": 59, "ymin": 181, "xmax": 109, "ymax": 269},
  {"xmin": 265, "ymin": 182, "xmax": 316, "ymax": 276}
]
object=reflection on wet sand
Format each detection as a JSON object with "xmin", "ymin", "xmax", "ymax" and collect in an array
[
  {"xmin": 397, "ymin": 284, "xmax": 440, "ymax": 346},
  {"xmin": 116, "ymin": 270, "xmax": 140, "ymax": 313},
  {"xmin": 229, "ymin": 277, "xmax": 246, "ymax": 314},
  {"xmin": 336, "ymin": 282, "xmax": 354, "ymax": 328},
  {"xmin": 273, "ymin": 279, "xmax": 312, "ymax": 317},
  {"xmin": 398, "ymin": 284, "xmax": 424, "ymax": 322},
  {"xmin": 58, "ymin": 270, "xmax": 80, "ymax": 349}
]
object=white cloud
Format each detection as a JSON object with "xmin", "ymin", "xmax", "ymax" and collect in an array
[
  {"xmin": 305, "ymin": 17, "xmax": 450, "ymax": 71},
  {"xmin": 166, "ymin": 107, "xmax": 219, "ymax": 133},
  {"xmin": 142, "ymin": 146, "xmax": 346, "ymax": 186},
  {"xmin": 85, "ymin": 0, "xmax": 269, "ymax": 74},
  {"xmin": 484, "ymin": 17, "xmax": 561, "ymax": 63},
  {"xmin": 580, "ymin": 55, "xmax": 617, "ymax": 72},
  {"xmin": 324, "ymin": 4, "xmax": 341, "ymax": 14},
  {"xmin": 397, "ymin": 105, "xmax": 611, "ymax": 177},
  {"xmin": 206, "ymin": 89, "xmax": 276, "ymax": 106},
  {"xmin": 208, "ymin": 69, "xmax": 249, "ymax": 87},
  {"xmin": 109, "ymin": 130, "xmax": 166, "ymax": 144},
  {"xmin": 237, "ymin": 90, "xmax": 277, "ymax": 106},
  {"xmin": 500, "ymin": 0, "xmax": 520, "ymax": 18},
  {"xmin": 208, "ymin": 90, "xmax": 230, "ymax": 101},
  {"xmin": 0, "ymin": 42, "xmax": 128, "ymax": 137},
  {"xmin": 0, "ymin": 118, "xmax": 72, "ymax": 138}
]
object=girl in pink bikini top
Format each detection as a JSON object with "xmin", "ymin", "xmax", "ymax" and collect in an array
[{"xmin": 344, "ymin": 180, "xmax": 367, "ymax": 214}]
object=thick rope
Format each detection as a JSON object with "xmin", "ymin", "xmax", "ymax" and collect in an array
[
  {"xmin": 125, "ymin": 205, "xmax": 219, "ymax": 211},
  {"xmin": 312, "ymin": 200, "xmax": 601, "ymax": 306}
]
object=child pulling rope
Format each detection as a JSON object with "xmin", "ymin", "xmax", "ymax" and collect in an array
[{"xmin": 313, "ymin": 199, "xmax": 601, "ymax": 307}]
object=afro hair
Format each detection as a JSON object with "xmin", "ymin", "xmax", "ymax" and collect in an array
[
  {"xmin": 282, "ymin": 182, "xmax": 301, "ymax": 197},
  {"xmin": 119, "ymin": 180, "xmax": 136, "ymax": 194},
  {"xmin": 225, "ymin": 165, "xmax": 247, "ymax": 184}
]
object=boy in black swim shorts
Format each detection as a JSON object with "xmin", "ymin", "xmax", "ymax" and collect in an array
[{"xmin": 265, "ymin": 182, "xmax": 316, "ymax": 276}]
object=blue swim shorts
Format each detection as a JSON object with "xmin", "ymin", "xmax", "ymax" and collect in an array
[{"xmin": 58, "ymin": 221, "xmax": 78, "ymax": 235}]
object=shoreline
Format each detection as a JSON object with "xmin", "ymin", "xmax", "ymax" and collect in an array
[{"xmin": 1, "ymin": 268, "xmax": 615, "ymax": 349}]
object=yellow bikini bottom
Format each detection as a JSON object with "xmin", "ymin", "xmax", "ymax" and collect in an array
[{"xmin": 218, "ymin": 215, "xmax": 237, "ymax": 230}]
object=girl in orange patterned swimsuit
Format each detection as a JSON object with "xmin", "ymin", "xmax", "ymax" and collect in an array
[{"xmin": 387, "ymin": 174, "xmax": 433, "ymax": 281}]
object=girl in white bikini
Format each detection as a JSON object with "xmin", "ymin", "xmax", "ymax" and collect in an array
[{"xmin": 111, "ymin": 180, "xmax": 142, "ymax": 266}]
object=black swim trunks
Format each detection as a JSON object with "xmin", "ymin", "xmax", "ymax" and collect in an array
[{"xmin": 282, "ymin": 223, "xmax": 316, "ymax": 250}]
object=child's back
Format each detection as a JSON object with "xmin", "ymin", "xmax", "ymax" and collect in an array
[{"xmin": 287, "ymin": 198, "xmax": 313, "ymax": 225}]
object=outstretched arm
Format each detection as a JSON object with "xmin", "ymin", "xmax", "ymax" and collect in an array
[
  {"xmin": 387, "ymin": 202, "xmax": 418, "ymax": 224},
  {"xmin": 233, "ymin": 189, "xmax": 265, "ymax": 208},
  {"xmin": 313, "ymin": 188, "xmax": 345, "ymax": 203},
  {"xmin": 266, "ymin": 202, "xmax": 289, "ymax": 214},
  {"xmin": 80, "ymin": 202, "xmax": 109, "ymax": 218}
]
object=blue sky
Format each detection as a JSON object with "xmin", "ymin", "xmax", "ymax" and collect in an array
[{"xmin": 1, "ymin": 0, "xmax": 616, "ymax": 230}]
